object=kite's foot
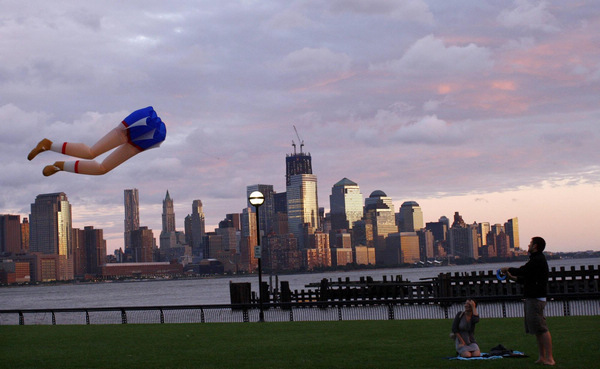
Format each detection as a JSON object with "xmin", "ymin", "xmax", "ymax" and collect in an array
[
  {"xmin": 28, "ymin": 139, "xmax": 53, "ymax": 161},
  {"xmin": 43, "ymin": 161, "xmax": 64, "ymax": 177}
]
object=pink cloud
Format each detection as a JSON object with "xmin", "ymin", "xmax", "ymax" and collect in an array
[{"xmin": 491, "ymin": 80, "xmax": 517, "ymax": 91}]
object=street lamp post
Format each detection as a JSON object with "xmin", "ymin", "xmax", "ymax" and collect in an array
[{"xmin": 248, "ymin": 190, "xmax": 265, "ymax": 322}]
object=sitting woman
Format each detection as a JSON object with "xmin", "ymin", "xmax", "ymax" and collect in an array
[{"xmin": 451, "ymin": 299, "xmax": 481, "ymax": 358}]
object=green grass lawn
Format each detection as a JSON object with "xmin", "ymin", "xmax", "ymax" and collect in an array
[{"xmin": 1, "ymin": 316, "xmax": 598, "ymax": 369}]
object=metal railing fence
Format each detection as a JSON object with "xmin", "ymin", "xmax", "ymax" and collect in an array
[{"xmin": 1, "ymin": 294, "xmax": 598, "ymax": 326}]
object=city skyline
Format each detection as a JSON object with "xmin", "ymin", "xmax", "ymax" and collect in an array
[
  {"xmin": 0, "ymin": 179, "xmax": 583, "ymax": 257},
  {"xmin": 1, "ymin": 1, "xmax": 599, "ymax": 254}
]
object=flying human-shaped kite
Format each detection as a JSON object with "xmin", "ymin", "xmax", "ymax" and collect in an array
[{"xmin": 28, "ymin": 106, "xmax": 166, "ymax": 176}]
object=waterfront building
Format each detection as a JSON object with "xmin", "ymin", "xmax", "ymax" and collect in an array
[
  {"xmin": 72, "ymin": 228, "xmax": 85, "ymax": 276},
  {"xmin": 505, "ymin": 217, "xmax": 520, "ymax": 250},
  {"xmin": 240, "ymin": 207, "xmax": 258, "ymax": 272},
  {"xmin": 184, "ymin": 200, "xmax": 205, "ymax": 257},
  {"xmin": 329, "ymin": 178, "xmax": 364, "ymax": 231},
  {"xmin": 124, "ymin": 189, "xmax": 140, "ymax": 251},
  {"xmin": 287, "ymin": 174, "xmax": 319, "ymax": 249},
  {"xmin": 247, "ymin": 184, "xmax": 275, "ymax": 234},
  {"xmin": 131, "ymin": 226, "xmax": 155, "ymax": 262},
  {"xmin": 83, "ymin": 226, "xmax": 106, "ymax": 275},
  {"xmin": 101, "ymin": 261, "xmax": 183, "ymax": 278},
  {"xmin": 383, "ymin": 232, "xmax": 420, "ymax": 265},
  {"xmin": 478, "ymin": 222, "xmax": 490, "ymax": 247},
  {"xmin": 216, "ymin": 218, "xmax": 239, "ymax": 253},
  {"xmin": 401, "ymin": 232, "xmax": 421, "ymax": 264},
  {"xmin": 0, "ymin": 259, "xmax": 30, "ymax": 284},
  {"xmin": 354, "ymin": 245, "xmax": 375, "ymax": 265},
  {"xmin": 425, "ymin": 221, "xmax": 447, "ymax": 243},
  {"xmin": 205, "ymin": 232, "xmax": 222, "ymax": 259},
  {"xmin": 417, "ymin": 229, "xmax": 435, "ymax": 260},
  {"xmin": 352, "ymin": 220, "xmax": 374, "ymax": 248},
  {"xmin": 449, "ymin": 223, "xmax": 479, "ymax": 260},
  {"xmin": 72, "ymin": 226, "xmax": 107, "ymax": 276},
  {"xmin": 488, "ymin": 230, "xmax": 510, "ymax": 258},
  {"xmin": 305, "ymin": 231, "xmax": 331, "ymax": 270},
  {"xmin": 159, "ymin": 190, "xmax": 177, "ymax": 252},
  {"xmin": 332, "ymin": 247, "xmax": 353, "ymax": 267},
  {"xmin": 0, "ymin": 214, "xmax": 22, "ymax": 254},
  {"xmin": 21, "ymin": 218, "xmax": 29, "ymax": 252},
  {"xmin": 364, "ymin": 190, "xmax": 398, "ymax": 265},
  {"xmin": 397, "ymin": 201, "xmax": 424, "ymax": 232},
  {"xmin": 29, "ymin": 192, "xmax": 73, "ymax": 280},
  {"xmin": 330, "ymin": 231, "xmax": 352, "ymax": 267},
  {"xmin": 265, "ymin": 233, "xmax": 301, "ymax": 273}
]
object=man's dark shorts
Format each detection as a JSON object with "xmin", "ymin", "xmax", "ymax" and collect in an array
[{"xmin": 524, "ymin": 298, "xmax": 548, "ymax": 335}]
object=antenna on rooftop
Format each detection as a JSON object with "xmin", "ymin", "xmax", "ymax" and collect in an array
[{"xmin": 293, "ymin": 125, "xmax": 304, "ymax": 154}]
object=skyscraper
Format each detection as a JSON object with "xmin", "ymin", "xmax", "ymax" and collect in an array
[
  {"xmin": 21, "ymin": 218, "xmax": 29, "ymax": 252},
  {"xmin": 285, "ymin": 148, "xmax": 312, "ymax": 186},
  {"xmin": 397, "ymin": 201, "xmax": 424, "ymax": 232},
  {"xmin": 287, "ymin": 174, "xmax": 319, "ymax": 249},
  {"xmin": 247, "ymin": 184, "xmax": 275, "ymax": 235},
  {"xmin": 162, "ymin": 190, "xmax": 176, "ymax": 233},
  {"xmin": 160, "ymin": 190, "xmax": 177, "ymax": 251},
  {"xmin": 425, "ymin": 221, "xmax": 447, "ymax": 243},
  {"xmin": 185, "ymin": 199, "xmax": 205, "ymax": 257},
  {"xmin": 131, "ymin": 226, "xmax": 155, "ymax": 262},
  {"xmin": 364, "ymin": 190, "xmax": 395, "ymax": 212},
  {"xmin": 84, "ymin": 226, "xmax": 106, "ymax": 275},
  {"xmin": 329, "ymin": 178, "xmax": 363, "ymax": 231},
  {"xmin": 478, "ymin": 222, "xmax": 490, "ymax": 247},
  {"xmin": 124, "ymin": 189, "xmax": 140, "ymax": 251},
  {"xmin": 505, "ymin": 217, "xmax": 520, "ymax": 250},
  {"xmin": 449, "ymin": 224, "xmax": 479, "ymax": 259},
  {"xmin": 0, "ymin": 214, "xmax": 22, "ymax": 254},
  {"xmin": 29, "ymin": 192, "xmax": 73, "ymax": 280},
  {"xmin": 72, "ymin": 228, "xmax": 86, "ymax": 276},
  {"xmin": 364, "ymin": 190, "xmax": 398, "ymax": 265},
  {"xmin": 240, "ymin": 207, "xmax": 258, "ymax": 272}
]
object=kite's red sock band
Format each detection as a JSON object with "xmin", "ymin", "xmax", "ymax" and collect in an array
[{"xmin": 62, "ymin": 142, "xmax": 68, "ymax": 154}]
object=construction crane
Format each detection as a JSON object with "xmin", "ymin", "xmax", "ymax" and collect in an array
[{"xmin": 293, "ymin": 125, "xmax": 304, "ymax": 154}]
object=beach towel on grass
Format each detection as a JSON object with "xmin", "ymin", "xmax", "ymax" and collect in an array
[
  {"xmin": 446, "ymin": 344, "xmax": 529, "ymax": 360},
  {"xmin": 447, "ymin": 355, "xmax": 503, "ymax": 360}
]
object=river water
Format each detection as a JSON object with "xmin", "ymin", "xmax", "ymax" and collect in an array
[{"xmin": 1, "ymin": 258, "xmax": 598, "ymax": 310}]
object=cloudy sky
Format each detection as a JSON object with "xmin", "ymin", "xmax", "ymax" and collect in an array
[{"xmin": 2, "ymin": 1, "xmax": 599, "ymax": 254}]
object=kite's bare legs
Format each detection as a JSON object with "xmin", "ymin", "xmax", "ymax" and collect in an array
[{"xmin": 28, "ymin": 124, "xmax": 141, "ymax": 176}]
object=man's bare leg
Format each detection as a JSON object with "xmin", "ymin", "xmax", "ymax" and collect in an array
[{"xmin": 538, "ymin": 331, "xmax": 555, "ymax": 365}]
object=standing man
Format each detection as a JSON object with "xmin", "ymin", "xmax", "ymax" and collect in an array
[{"xmin": 501, "ymin": 237, "xmax": 555, "ymax": 366}]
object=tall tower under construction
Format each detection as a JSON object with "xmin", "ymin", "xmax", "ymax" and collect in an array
[
  {"xmin": 285, "ymin": 126, "xmax": 312, "ymax": 186},
  {"xmin": 285, "ymin": 127, "xmax": 319, "ymax": 248}
]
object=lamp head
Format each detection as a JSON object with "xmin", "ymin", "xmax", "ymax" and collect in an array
[{"xmin": 248, "ymin": 191, "xmax": 265, "ymax": 207}]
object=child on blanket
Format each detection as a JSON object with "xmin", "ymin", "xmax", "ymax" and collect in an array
[{"xmin": 451, "ymin": 299, "xmax": 481, "ymax": 358}]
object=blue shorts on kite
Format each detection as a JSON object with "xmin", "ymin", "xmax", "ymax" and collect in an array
[{"xmin": 121, "ymin": 106, "xmax": 167, "ymax": 151}]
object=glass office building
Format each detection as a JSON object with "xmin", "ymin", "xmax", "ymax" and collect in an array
[
  {"xmin": 287, "ymin": 174, "xmax": 319, "ymax": 249},
  {"xmin": 329, "ymin": 178, "xmax": 363, "ymax": 231}
]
